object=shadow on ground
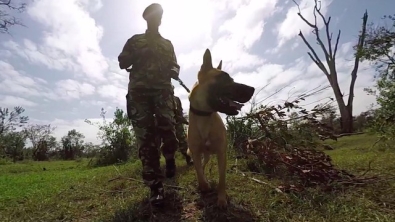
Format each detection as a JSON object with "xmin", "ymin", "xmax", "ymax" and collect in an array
[
  {"xmin": 109, "ymin": 164, "xmax": 191, "ymax": 222},
  {"xmin": 195, "ymin": 189, "xmax": 258, "ymax": 222},
  {"xmin": 110, "ymin": 188, "xmax": 183, "ymax": 222}
]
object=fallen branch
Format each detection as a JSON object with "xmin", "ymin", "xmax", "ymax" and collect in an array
[
  {"xmin": 231, "ymin": 167, "xmax": 285, "ymax": 194},
  {"xmin": 319, "ymin": 132, "xmax": 365, "ymax": 141}
]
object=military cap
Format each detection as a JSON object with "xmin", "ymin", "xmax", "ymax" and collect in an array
[{"xmin": 142, "ymin": 3, "xmax": 163, "ymax": 20}]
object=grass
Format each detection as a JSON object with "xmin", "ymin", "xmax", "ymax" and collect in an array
[{"xmin": 1, "ymin": 134, "xmax": 395, "ymax": 221}]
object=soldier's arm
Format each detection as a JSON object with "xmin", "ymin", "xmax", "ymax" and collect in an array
[
  {"xmin": 170, "ymin": 43, "xmax": 178, "ymax": 65},
  {"xmin": 175, "ymin": 97, "xmax": 187, "ymax": 122},
  {"xmin": 118, "ymin": 36, "xmax": 138, "ymax": 70},
  {"xmin": 175, "ymin": 96, "xmax": 182, "ymax": 112}
]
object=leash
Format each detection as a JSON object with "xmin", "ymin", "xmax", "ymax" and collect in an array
[{"xmin": 175, "ymin": 77, "xmax": 190, "ymax": 93}]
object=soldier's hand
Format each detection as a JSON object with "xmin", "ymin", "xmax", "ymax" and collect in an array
[
  {"xmin": 168, "ymin": 62, "xmax": 180, "ymax": 79},
  {"xmin": 181, "ymin": 118, "xmax": 189, "ymax": 125}
]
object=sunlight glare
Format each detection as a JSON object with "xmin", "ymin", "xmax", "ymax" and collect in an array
[{"xmin": 158, "ymin": 0, "xmax": 214, "ymax": 49}]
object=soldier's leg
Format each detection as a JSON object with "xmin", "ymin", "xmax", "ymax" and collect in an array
[
  {"xmin": 126, "ymin": 91, "xmax": 165, "ymax": 206},
  {"xmin": 176, "ymin": 123, "xmax": 193, "ymax": 165},
  {"xmin": 154, "ymin": 89, "xmax": 179, "ymax": 178}
]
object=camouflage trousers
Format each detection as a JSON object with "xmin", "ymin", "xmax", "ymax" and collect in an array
[
  {"xmin": 126, "ymin": 88, "xmax": 179, "ymax": 187},
  {"xmin": 175, "ymin": 122, "xmax": 188, "ymax": 157}
]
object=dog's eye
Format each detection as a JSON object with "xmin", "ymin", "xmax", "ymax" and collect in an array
[{"xmin": 218, "ymin": 72, "xmax": 233, "ymax": 82}]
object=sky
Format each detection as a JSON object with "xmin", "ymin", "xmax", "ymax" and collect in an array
[{"xmin": 0, "ymin": 0, "xmax": 394, "ymax": 145}]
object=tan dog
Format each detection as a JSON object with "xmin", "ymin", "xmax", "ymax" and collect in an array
[{"xmin": 187, "ymin": 49, "xmax": 255, "ymax": 207}]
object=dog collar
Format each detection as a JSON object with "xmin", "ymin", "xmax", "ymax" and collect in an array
[{"xmin": 189, "ymin": 106, "xmax": 213, "ymax": 116}]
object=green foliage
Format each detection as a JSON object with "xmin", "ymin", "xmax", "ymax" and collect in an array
[
  {"xmin": 360, "ymin": 13, "xmax": 395, "ymax": 146},
  {"xmin": 0, "ymin": 106, "xmax": 29, "ymax": 136},
  {"xmin": 85, "ymin": 107, "xmax": 136, "ymax": 166},
  {"xmin": 61, "ymin": 129, "xmax": 85, "ymax": 160},
  {"xmin": 0, "ymin": 106, "xmax": 29, "ymax": 162},
  {"xmin": 0, "ymin": 131, "xmax": 26, "ymax": 162},
  {"xmin": 359, "ymin": 14, "xmax": 395, "ymax": 79},
  {"xmin": 226, "ymin": 101, "xmax": 335, "ymax": 155},
  {"xmin": 23, "ymin": 124, "xmax": 56, "ymax": 161},
  {"xmin": 226, "ymin": 115, "xmax": 262, "ymax": 157}
]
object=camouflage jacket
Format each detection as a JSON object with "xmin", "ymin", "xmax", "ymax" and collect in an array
[
  {"xmin": 174, "ymin": 96, "xmax": 188, "ymax": 125},
  {"xmin": 118, "ymin": 30, "xmax": 178, "ymax": 90}
]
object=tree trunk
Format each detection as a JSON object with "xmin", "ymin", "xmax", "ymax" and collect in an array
[
  {"xmin": 293, "ymin": 0, "xmax": 368, "ymax": 134},
  {"xmin": 329, "ymin": 75, "xmax": 353, "ymax": 133}
]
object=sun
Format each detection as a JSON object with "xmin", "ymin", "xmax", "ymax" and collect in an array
[{"xmin": 156, "ymin": 0, "xmax": 215, "ymax": 47}]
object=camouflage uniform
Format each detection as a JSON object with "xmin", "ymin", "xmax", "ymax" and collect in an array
[
  {"xmin": 173, "ymin": 95, "xmax": 193, "ymax": 165},
  {"xmin": 118, "ymin": 3, "xmax": 179, "ymax": 206}
]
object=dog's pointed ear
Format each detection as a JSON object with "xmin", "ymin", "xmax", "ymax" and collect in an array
[
  {"xmin": 201, "ymin": 48, "xmax": 213, "ymax": 72},
  {"xmin": 217, "ymin": 60, "xmax": 222, "ymax": 70}
]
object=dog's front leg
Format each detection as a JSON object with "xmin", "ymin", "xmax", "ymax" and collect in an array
[
  {"xmin": 216, "ymin": 144, "xmax": 228, "ymax": 208},
  {"xmin": 191, "ymin": 149, "xmax": 210, "ymax": 192}
]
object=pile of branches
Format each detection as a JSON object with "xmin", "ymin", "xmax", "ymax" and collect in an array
[
  {"xmin": 244, "ymin": 138, "xmax": 376, "ymax": 193},
  {"xmin": 240, "ymin": 99, "xmax": 376, "ymax": 192}
]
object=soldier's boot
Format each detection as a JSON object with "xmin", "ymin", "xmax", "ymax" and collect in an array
[
  {"xmin": 149, "ymin": 182, "xmax": 165, "ymax": 207},
  {"xmin": 165, "ymin": 158, "xmax": 176, "ymax": 178}
]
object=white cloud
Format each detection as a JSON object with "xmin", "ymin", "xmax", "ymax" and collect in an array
[
  {"xmin": 55, "ymin": 79, "xmax": 96, "ymax": 100},
  {"xmin": 0, "ymin": 95, "xmax": 37, "ymax": 107},
  {"xmin": 4, "ymin": 0, "xmax": 108, "ymax": 83},
  {"xmin": 178, "ymin": 0, "xmax": 280, "ymax": 72},
  {"xmin": 0, "ymin": 61, "xmax": 56, "ymax": 99},
  {"xmin": 276, "ymin": 0, "xmax": 333, "ymax": 48}
]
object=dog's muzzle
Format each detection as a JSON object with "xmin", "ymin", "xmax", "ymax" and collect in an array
[{"xmin": 228, "ymin": 83, "xmax": 255, "ymax": 103}]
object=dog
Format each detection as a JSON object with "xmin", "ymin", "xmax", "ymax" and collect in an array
[{"xmin": 187, "ymin": 49, "xmax": 255, "ymax": 208}]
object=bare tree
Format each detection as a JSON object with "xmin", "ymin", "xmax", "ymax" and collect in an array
[
  {"xmin": 293, "ymin": 0, "xmax": 368, "ymax": 133},
  {"xmin": 23, "ymin": 124, "xmax": 56, "ymax": 160},
  {"xmin": 0, "ymin": 0, "xmax": 27, "ymax": 34},
  {"xmin": 23, "ymin": 124, "xmax": 56, "ymax": 148}
]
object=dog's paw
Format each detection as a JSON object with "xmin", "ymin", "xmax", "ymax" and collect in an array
[
  {"xmin": 217, "ymin": 191, "xmax": 228, "ymax": 208},
  {"xmin": 198, "ymin": 182, "xmax": 211, "ymax": 192},
  {"xmin": 217, "ymin": 198, "xmax": 228, "ymax": 208}
]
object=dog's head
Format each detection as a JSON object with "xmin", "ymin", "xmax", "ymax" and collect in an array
[{"xmin": 195, "ymin": 49, "xmax": 255, "ymax": 116}]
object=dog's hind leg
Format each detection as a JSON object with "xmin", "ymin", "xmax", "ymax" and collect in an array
[{"xmin": 216, "ymin": 142, "xmax": 228, "ymax": 208}]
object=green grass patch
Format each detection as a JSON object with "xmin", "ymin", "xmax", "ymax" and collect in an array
[{"xmin": 1, "ymin": 135, "xmax": 395, "ymax": 221}]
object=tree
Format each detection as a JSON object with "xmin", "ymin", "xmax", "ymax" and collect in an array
[
  {"xmin": 293, "ymin": 0, "xmax": 368, "ymax": 133},
  {"xmin": 83, "ymin": 142, "xmax": 99, "ymax": 158},
  {"xmin": 359, "ymin": 14, "xmax": 395, "ymax": 142},
  {"xmin": 0, "ymin": 131, "xmax": 26, "ymax": 162},
  {"xmin": 359, "ymin": 14, "xmax": 395, "ymax": 79},
  {"xmin": 0, "ymin": 106, "xmax": 29, "ymax": 136},
  {"xmin": 0, "ymin": 0, "xmax": 27, "ymax": 34},
  {"xmin": 61, "ymin": 129, "xmax": 85, "ymax": 160},
  {"xmin": 85, "ymin": 107, "xmax": 135, "ymax": 166},
  {"xmin": 319, "ymin": 103, "xmax": 338, "ymax": 130},
  {"xmin": 0, "ymin": 106, "xmax": 28, "ymax": 161},
  {"xmin": 23, "ymin": 124, "xmax": 56, "ymax": 161}
]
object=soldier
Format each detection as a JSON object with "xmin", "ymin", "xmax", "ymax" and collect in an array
[
  {"xmin": 118, "ymin": 3, "xmax": 180, "ymax": 207},
  {"xmin": 172, "ymin": 88, "xmax": 193, "ymax": 166}
]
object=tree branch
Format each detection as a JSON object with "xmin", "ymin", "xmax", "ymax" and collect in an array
[
  {"xmin": 347, "ymin": 11, "xmax": 368, "ymax": 108},
  {"xmin": 298, "ymin": 31, "xmax": 330, "ymax": 76},
  {"xmin": 333, "ymin": 30, "xmax": 341, "ymax": 59},
  {"xmin": 0, "ymin": 0, "xmax": 27, "ymax": 34}
]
